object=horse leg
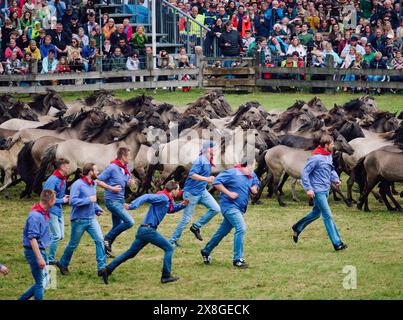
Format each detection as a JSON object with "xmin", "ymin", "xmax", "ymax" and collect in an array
[
  {"xmin": 391, "ymin": 182, "xmax": 399, "ymax": 196},
  {"xmin": 291, "ymin": 178, "xmax": 299, "ymax": 202},
  {"xmin": 384, "ymin": 183, "xmax": 403, "ymax": 212},
  {"xmin": 379, "ymin": 181, "xmax": 395, "ymax": 211},
  {"xmin": 278, "ymin": 172, "xmax": 289, "ymax": 196},
  {"xmin": 347, "ymin": 173, "xmax": 356, "ymax": 203},
  {"xmin": 252, "ymin": 173, "xmax": 270, "ymax": 205},
  {"xmin": 266, "ymin": 171, "xmax": 274, "ymax": 198},
  {"xmin": 331, "ymin": 184, "xmax": 353, "ymax": 207},
  {"xmin": 371, "ymin": 190, "xmax": 383, "ymax": 203},
  {"xmin": 358, "ymin": 176, "xmax": 379, "ymax": 212},
  {"xmin": 273, "ymin": 174, "xmax": 286, "ymax": 207}
]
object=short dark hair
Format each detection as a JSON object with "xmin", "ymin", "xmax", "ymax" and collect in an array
[
  {"xmin": 319, "ymin": 134, "xmax": 334, "ymax": 147},
  {"xmin": 54, "ymin": 158, "xmax": 70, "ymax": 169},
  {"xmin": 40, "ymin": 189, "xmax": 56, "ymax": 203},
  {"xmin": 240, "ymin": 155, "xmax": 255, "ymax": 167},
  {"xmin": 82, "ymin": 163, "xmax": 95, "ymax": 176},
  {"xmin": 164, "ymin": 180, "xmax": 179, "ymax": 192},
  {"xmin": 117, "ymin": 147, "xmax": 130, "ymax": 159}
]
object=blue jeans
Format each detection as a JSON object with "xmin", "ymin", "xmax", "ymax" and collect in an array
[
  {"xmin": 108, "ymin": 226, "xmax": 174, "ymax": 277},
  {"xmin": 170, "ymin": 190, "xmax": 220, "ymax": 243},
  {"xmin": 19, "ymin": 249, "xmax": 48, "ymax": 300},
  {"xmin": 48, "ymin": 214, "xmax": 64, "ymax": 263},
  {"xmin": 293, "ymin": 191, "xmax": 342, "ymax": 247},
  {"xmin": 104, "ymin": 199, "xmax": 135, "ymax": 244},
  {"xmin": 60, "ymin": 218, "xmax": 106, "ymax": 271},
  {"xmin": 203, "ymin": 208, "xmax": 246, "ymax": 261}
]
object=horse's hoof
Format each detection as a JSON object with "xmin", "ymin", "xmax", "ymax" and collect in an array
[
  {"xmin": 279, "ymin": 203, "xmax": 287, "ymax": 207},
  {"xmin": 252, "ymin": 200, "xmax": 263, "ymax": 205},
  {"xmin": 364, "ymin": 208, "xmax": 371, "ymax": 212},
  {"xmin": 346, "ymin": 202, "xmax": 353, "ymax": 208},
  {"xmin": 334, "ymin": 198, "xmax": 341, "ymax": 202},
  {"xmin": 292, "ymin": 198, "xmax": 299, "ymax": 202}
]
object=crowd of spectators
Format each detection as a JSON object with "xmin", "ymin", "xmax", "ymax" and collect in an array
[
  {"xmin": 0, "ymin": 0, "xmax": 153, "ymax": 86},
  {"xmin": 171, "ymin": 0, "xmax": 402, "ymax": 91}
]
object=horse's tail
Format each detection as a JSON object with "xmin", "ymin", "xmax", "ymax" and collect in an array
[
  {"xmin": 254, "ymin": 149, "xmax": 268, "ymax": 179},
  {"xmin": 352, "ymin": 157, "xmax": 367, "ymax": 194},
  {"xmin": 33, "ymin": 144, "xmax": 57, "ymax": 195}
]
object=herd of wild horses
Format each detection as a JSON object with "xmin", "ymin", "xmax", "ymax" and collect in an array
[{"xmin": 0, "ymin": 89, "xmax": 402, "ymax": 212}]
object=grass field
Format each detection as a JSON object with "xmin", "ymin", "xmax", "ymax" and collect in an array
[{"xmin": 0, "ymin": 91, "xmax": 402, "ymax": 300}]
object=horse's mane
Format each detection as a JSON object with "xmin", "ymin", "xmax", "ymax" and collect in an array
[
  {"xmin": 115, "ymin": 121, "xmax": 146, "ymax": 142},
  {"xmin": 177, "ymin": 115, "xmax": 199, "ymax": 133},
  {"xmin": 156, "ymin": 103, "xmax": 174, "ymax": 113},
  {"xmin": 286, "ymin": 100, "xmax": 306, "ymax": 112},
  {"xmin": 85, "ymin": 90, "xmax": 113, "ymax": 106},
  {"xmin": 272, "ymin": 110, "xmax": 302, "ymax": 132},
  {"xmin": 342, "ymin": 99, "xmax": 364, "ymax": 112}
]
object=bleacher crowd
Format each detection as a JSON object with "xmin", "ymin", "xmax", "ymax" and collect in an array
[{"xmin": 0, "ymin": 0, "xmax": 401, "ymax": 91}]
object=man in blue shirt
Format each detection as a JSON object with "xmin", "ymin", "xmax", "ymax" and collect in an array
[
  {"xmin": 201, "ymin": 156, "xmax": 260, "ymax": 269},
  {"xmin": 19, "ymin": 189, "xmax": 56, "ymax": 300},
  {"xmin": 43, "ymin": 158, "xmax": 70, "ymax": 266},
  {"xmin": 170, "ymin": 141, "xmax": 220, "ymax": 247},
  {"xmin": 56, "ymin": 163, "xmax": 109, "ymax": 284},
  {"xmin": 97, "ymin": 147, "xmax": 137, "ymax": 258},
  {"xmin": 292, "ymin": 135, "xmax": 348, "ymax": 251},
  {"xmin": 106, "ymin": 181, "xmax": 189, "ymax": 284}
]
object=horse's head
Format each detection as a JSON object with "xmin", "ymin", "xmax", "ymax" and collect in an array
[
  {"xmin": 338, "ymin": 120, "xmax": 365, "ymax": 141},
  {"xmin": 45, "ymin": 89, "xmax": 68, "ymax": 112},
  {"xmin": 260, "ymin": 125, "xmax": 280, "ymax": 148},
  {"xmin": 11, "ymin": 102, "xmax": 38, "ymax": 121},
  {"xmin": 359, "ymin": 95, "xmax": 378, "ymax": 114},
  {"xmin": 333, "ymin": 130, "xmax": 354, "ymax": 155}
]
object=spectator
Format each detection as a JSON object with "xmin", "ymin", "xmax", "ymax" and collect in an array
[
  {"xmin": 219, "ymin": 21, "xmax": 242, "ymax": 65},
  {"xmin": 41, "ymin": 48, "xmax": 58, "ymax": 74},
  {"xmin": 69, "ymin": 51, "xmax": 84, "ymax": 73},
  {"xmin": 102, "ymin": 18, "xmax": 116, "ymax": 41},
  {"xmin": 40, "ymin": 34, "xmax": 57, "ymax": 59},
  {"xmin": 56, "ymin": 55, "xmax": 71, "ymax": 85},
  {"xmin": 67, "ymin": 14, "xmax": 81, "ymax": 36},
  {"xmin": 5, "ymin": 39, "xmax": 23, "ymax": 59},
  {"xmin": 16, "ymin": 33, "xmax": 29, "ymax": 51},
  {"xmin": 66, "ymin": 37, "xmax": 82, "ymax": 66},
  {"xmin": 31, "ymin": 21, "xmax": 43, "ymax": 41},
  {"xmin": 389, "ymin": 49, "xmax": 403, "ymax": 88},
  {"xmin": 247, "ymin": 36, "xmax": 272, "ymax": 66},
  {"xmin": 82, "ymin": 38, "xmax": 99, "ymax": 71},
  {"xmin": 342, "ymin": 46, "xmax": 357, "ymax": 91},
  {"xmin": 298, "ymin": 23, "xmax": 313, "ymax": 46},
  {"xmin": 157, "ymin": 49, "xmax": 175, "ymax": 69},
  {"xmin": 232, "ymin": 5, "xmax": 250, "ymax": 38},
  {"xmin": 369, "ymin": 28, "xmax": 386, "ymax": 54},
  {"xmin": 122, "ymin": 18, "xmax": 133, "ymax": 43},
  {"xmin": 117, "ymin": 38, "xmax": 132, "ymax": 58},
  {"xmin": 101, "ymin": 39, "xmax": 113, "ymax": 71},
  {"xmin": 25, "ymin": 40, "xmax": 41, "ymax": 60},
  {"xmin": 110, "ymin": 24, "xmax": 126, "ymax": 47},
  {"xmin": 189, "ymin": 6, "xmax": 205, "ymax": 47},
  {"xmin": 341, "ymin": 35, "xmax": 365, "ymax": 58},
  {"xmin": 363, "ymin": 44, "xmax": 375, "ymax": 65},
  {"xmin": 265, "ymin": 0, "xmax": 283, "ymax": 30},
  {"xmin": 77, "ymin": 27, "xmax": 89, "ymax": 47},
  {"xmin": 242, "ymin": 30, "xmax": 255, "ymax": 52},
  {"xmin": 286, "ymin": 37, "xmax": 306, "ymax": 59},
  {"xmin": 110, "ymin": 47, "xmax": 127, "ymax": 72},
  {"xmin": 20, "ymin": 52, "xmax": 33, "ymax": 75},
  {"xmin": 367, "ymin": 52, "xmax": 387, "ymax": 89},
  {"xmin": 19, "ymin": 11, "xmax": 34, "ymax": 37},
  {"xmin": 322, "ymin": 41, "xmax": 342, "ymax": 67},
  {"xmin": 189, "ymin": 45, "xmax": 204, "ymax": 68},
  {"xmin": 131, "ymin": 25, "xmax": 147, "ymax": 56},
  {"xmin": 5, "ymin": 50, "xmax": 23, "ymax": 75},
  {"xmin": 126, "ymin": 50, "xmax": 141, "ymax": 90},
  {"xmin": 50, "ymin": 22, "xmax": 70, "ymax": 57}
]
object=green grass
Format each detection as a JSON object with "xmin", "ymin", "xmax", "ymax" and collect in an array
[
  {"xmin": 0, "ymin": 183, "xmax": 402, "ymax": 300},
  {"xmin": 0, "ymin": 91, "xmax": 402, "ymax": 300},
  {"xmin": 15, "ymin": 89, "xmax": 403, "ymax": 113}
]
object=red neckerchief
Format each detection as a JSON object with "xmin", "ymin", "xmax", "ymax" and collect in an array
[
  {"xmin": 157, "ymin": 189, "xmax": 174, "ymax": 213},
  {"xmin": 52, "ymin": 170, "xmax": 67, "ymax": 189},
  {"xmin": 312, "ymin": 146, "xmax": 332, "ymax": 156},
  {"xmin": 111, "ymin": 159, "xmax": 131, "ymax": 176},
  {"xmin": 233, "ymin": 165, "xmax": 253, "ymax": 179},
  {"xmin": 81, "ymin": 176, "xmax": 94, "ymax": 186},
  {"xmin": 31, "ymin": 203, "xmax": 50, "ymax": 222},
  {"xmin": 199, "ymin": 152, "xmax": 215, "ymax": 168}
]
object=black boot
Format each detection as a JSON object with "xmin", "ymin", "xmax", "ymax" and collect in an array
[
  {"xmin": 334, "ymin": 243, "xmax": 348, "ymax": 251},
  {"xmin": 190, "ymin": 225, "xmax": 203, "ymax": 241},
  {"xmin": 161, "ymin": 274, "xmax": 180, "ymax": 284},
  {"xmin": 98, "ymin": 268, "xmax": 109, "ymax": 284}
]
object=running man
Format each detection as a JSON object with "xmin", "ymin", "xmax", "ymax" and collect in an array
[
  {"xmin": 170, "ymin": 140, "xmax": 220, "ymax": 247},
  {"xmin": 106, "ymin": 181, "xmax": 189, "ymax": 284},
  {"xmin": 201, "ymin": 156, "xmax": 260, "ymax": 268},
  {"xmin": 19, "ymin": 189, "xmax": 56, "ymax": 300},
  {"xmin": 292, "ymin": 134, "xmax": 348, "ymax": 251}
]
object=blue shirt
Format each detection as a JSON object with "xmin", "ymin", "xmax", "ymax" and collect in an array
[
  {"xmin": 212, "ymin": 168, "xmax": 260, "ymax": 214},
  {"xmin": 97, "ymin": 163, "xmax": 131, "ymax": 202},
  {"xmin": 128, "ymin": 194, "xmax": 184, "ymax": 229},
  {"xmin": 69, "ymin": 179, "xmax": 103, "ymax": 221},
  {"xmin": 23, "ymin": 210, "xmax": 50, "ymax": 250},
  {"xmin": 183, "ymin": 155, "xmax": 212, "ymax": 196},
  {"xmin": 301, "ymin": 154, "xmax": 340, "ymax": 193},
  {"xmin": 43, "ymin": 175, "xmax": 66, "ymax": 217}
]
